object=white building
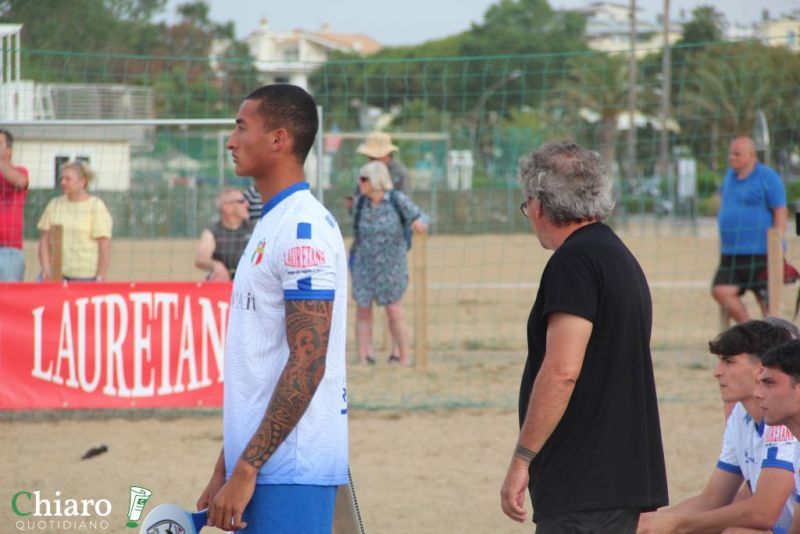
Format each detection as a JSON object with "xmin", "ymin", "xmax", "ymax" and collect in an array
[
  {"xmin": 573, "ymin": 2, "xmax": 683, "ymax": 57},
  {"xmin": 246, "ymin": 19, "xmax": 381, "ymax": 88},
  {"xmin": 1, "ymin": 23, "xmax": 153, "ymax": 192},
  {"xmin": 754, "ymin": 12, "xmax": 800, "ymax": 51}
]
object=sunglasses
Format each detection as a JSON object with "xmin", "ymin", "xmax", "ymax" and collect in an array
[{"xmin": 358, "ymin": 176, "xmax": 370, "ymax": 183}]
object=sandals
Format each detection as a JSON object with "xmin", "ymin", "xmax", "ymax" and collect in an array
[
  {"xmin": 359, "ymin": 356, "xmax": 376, "ymax": 365},
  {"xmin": 388, "ymin": 354, "xmax": 401, "ymax": 364}
]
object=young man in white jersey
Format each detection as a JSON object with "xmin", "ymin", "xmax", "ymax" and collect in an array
[
  {"xmin": 756, "ymin": 339, "xmax": 800, "ymax": 534},
  {"xmin": 196, "ymin": 84, "xmax": 349, "ymax": 533},
  {"xmin": 638, "ymin": 320, "xmax": 796, "ymax": 534}
]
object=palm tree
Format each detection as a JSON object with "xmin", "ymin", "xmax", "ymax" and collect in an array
[
  {"xmin": 675, "ymin": 42, "xmax": 800, "ymax": 170},
  {"xmin": 553, "ymin": 54, "xmax": 631, "ymax": 171}
]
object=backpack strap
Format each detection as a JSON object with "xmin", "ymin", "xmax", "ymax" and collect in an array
[
  {"xmin": 388, "ymin": 190, "xmax": 407, "ymax": 229},
  {"xmin": 389, "ymin": 191, "xmax": 414, "ymax": 250},
  {"xmin": 352, "ymin": 194, "xmax": 368, "ymax": 247}
]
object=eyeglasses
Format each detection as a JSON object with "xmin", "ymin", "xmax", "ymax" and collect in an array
[
  {"xmin": 358, "ymin": 176, "xmax": 370, "ymax": 183},
  {"xmin": 520, "ymin": 198, "xmax": 533, "ymax": 217}
]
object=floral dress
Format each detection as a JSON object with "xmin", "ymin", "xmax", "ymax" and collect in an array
[{"xmin": 351, "ymin": 191, "xmax": 424, "ymax": 307}]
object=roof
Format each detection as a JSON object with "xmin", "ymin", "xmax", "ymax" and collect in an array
[{"xmin": 311, "ymin": 31, "xmax": 382, "ymax": 55}]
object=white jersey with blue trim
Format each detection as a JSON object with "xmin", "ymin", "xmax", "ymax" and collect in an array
[
  {"xmin": 717, "ymin": 402, "xmax": 797, "ymax": 530},
  {"xmin": 223, "ymin": 181, "xmax": 348, "ymax": 486},
  {"xmin": 794, "ymin": 445, "xmax": 800, "ymax": 505}
]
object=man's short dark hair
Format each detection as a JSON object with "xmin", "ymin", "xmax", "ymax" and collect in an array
[
  {"xmin": 708, "ymin": 320, "xmax": 793, "ymax": 360},
  {"xmin": 0, "ymin": 129, "xmax": 14, "ymax": 147},
  {"xmin": 762, "ymin": 339, "xmax": 800, "ymax": 382},
  {"xmin": 245, "ymin": 84, "xmax": 318, "ymax": 164}
]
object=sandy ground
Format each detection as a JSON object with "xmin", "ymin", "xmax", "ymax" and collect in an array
[{"xmin": 0, "ymin": 351, "xmax": 723, "ymax": 534}]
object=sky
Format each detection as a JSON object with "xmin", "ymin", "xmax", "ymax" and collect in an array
[{"xmin": 162, "ymin": 0, "xmax": 799, "ymax": 46}]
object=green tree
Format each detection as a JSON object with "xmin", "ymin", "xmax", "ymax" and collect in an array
[
  {"xmin": 310, "ymin": 0, "xmax": 587, "ymax": 131},
  {"xmin": 554, "ymin": 54, "xmax": 631, "ymax": 171},
  {"xmin": 0, "ymin": 0, "xmax": 167, "ymax": 53},
  {"xmin": 675, "ymin": 42, "xmax": 800, "ymax": 171},
  {"xmin": 458, "ymin": 0, "xmax": 586, "ymax": 56},
  {"xmin": 678, "ymin": 6, "xmax": 726, "ymax": 45}
]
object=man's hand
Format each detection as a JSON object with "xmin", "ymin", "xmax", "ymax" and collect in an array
[
  {"xmin": 208, "ymin": 261, "xmax": 231, "ymax": 282},
  {"xmin": 500, "ymin": 457, "xmax": 530, "ymax": 523},
  {"xmin": 411, "ymin": 219, "xmax": 428, "ymax": 234},
  {"xmin": 0, "ymin": 158, "xmax": 28, "ymax": 189},
  {"xmin": 207, "ymin": 460, "xmax": 257, "ymax": 531},
  {"xmin": 196, "ymin": 467, "xmax": 226, "ymax": 512},
  {"xmin": 637, "ymin": 510, "xmax": 684, "ymax": 534}
]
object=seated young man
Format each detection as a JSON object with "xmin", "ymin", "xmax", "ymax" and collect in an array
[
  {"xmin": 638, "ymin": 320, "xmax": 797, "ymax": 534},
  {"xmin": 756, "ymin": 339, "xmax": 800, "ymax": 534}
]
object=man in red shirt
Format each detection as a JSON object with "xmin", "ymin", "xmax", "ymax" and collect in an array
[{"xmin": 0, "ymin": 129, "xmax": 29, "ymax": 281}]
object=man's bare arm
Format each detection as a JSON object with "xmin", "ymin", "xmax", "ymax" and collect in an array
[
  {"xmin": 206, "ymin": 299, "xmax": 333, "ymax": 530},
  {"xmin": 773, "ymin": 206, "xmax": 788, "ymax": 238},
  {"xmin": 518, "ymin": 312, "xmax": 591, "ymax": 452},
  {"xmin": 241, "ymin": 299, "xmax": 332, "ymax": 468},
  {"xmin": 500, "ymin": 312, "xmax": 591, "ymax": 523},
  {"xmin": 0, "ymin": 159, "xmax": 27, "ymax": 189},
  {"xmin": 639, "ymin": 468, "xmax": 793, "ymax": 534}
]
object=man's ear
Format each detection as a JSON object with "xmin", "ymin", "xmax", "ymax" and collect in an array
[
  {"xmin": 533, "ymin": 199, "xmax": 544, "ymax": 219},
  {"xmin": 270, "ymin": 128, "xmax": 291, "ymax": 152}
]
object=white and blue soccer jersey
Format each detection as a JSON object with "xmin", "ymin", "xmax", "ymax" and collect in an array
[
  {"xmin": 717, "ymin": 402, "xmax": 797, "ymax": 530},
  {"xmin": 794, "ymin": 445, "xmax": 800, "ymax": 504},
  {"xmin": 223, "ymin": 182, "xmax": 348, "ymax": 486}
]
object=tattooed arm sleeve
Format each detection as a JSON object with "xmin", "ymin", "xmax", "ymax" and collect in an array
[{"xmin": 240, "ymin": 299, "xmax": 333, "ymax": 469}]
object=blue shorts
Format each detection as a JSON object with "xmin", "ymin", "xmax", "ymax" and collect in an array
[
  {"xmin": 239, "ymin": 484, "xmax": 337, "ymax": 534},
  {"xmin": 0, "ymin": 247, "xmax": 24, "ymax": 282}
]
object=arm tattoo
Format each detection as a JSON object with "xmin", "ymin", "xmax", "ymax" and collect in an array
[{"xmin": 241, "ymin": 299, "xmax": 333, "ymax": 470}]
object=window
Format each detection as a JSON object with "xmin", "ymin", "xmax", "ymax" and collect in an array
[
  {"xmin": 53, "ymin": 156, "xmax": 69, "ymax": 189},
  {"xmin": 282, "ymin": 46, "xmax": 299, "ymax": 62},
  {"xmin": 54, "ymin": 155, "xmax": 92, "ymax": 189}
]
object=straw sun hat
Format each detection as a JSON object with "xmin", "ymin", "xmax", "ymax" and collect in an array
[{"xmin": 356, "ymin": 131, "xmax": 399, "ymax": 158}]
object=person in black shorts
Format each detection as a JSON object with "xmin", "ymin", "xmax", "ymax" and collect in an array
[
  {"xmin": 713, "ymin": 253, "xmax": 768, "ymax": 304},
  {"xmin": 712, "ymin": 137, "xmax": 787, "ymax": 322},
  {"xmin": 500, "ymin": 141, "xmax": 668, "ymax": 533}
]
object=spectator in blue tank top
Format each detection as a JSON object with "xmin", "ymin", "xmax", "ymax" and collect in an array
[{"xmin": 195, "ymin": 187, "xmax": 252, "ymax": 281}]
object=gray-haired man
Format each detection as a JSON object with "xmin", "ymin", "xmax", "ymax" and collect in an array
[{"xmin": 500, "ymin": 141, "xmax": 668, "ymax": 532}]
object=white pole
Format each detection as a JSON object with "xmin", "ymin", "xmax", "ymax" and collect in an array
[
  {"xmin": 217, "ymin": 130, "xmax": 226, "ymax": 189},
  {"xmin": 660, "ymin": 0, "xmax": 672, "ymax": 194},
  {"xmin": 1, "ymin": 35, "xmax": 6, "ymax": 83},
  {"xmin": 316, "ymin": 105, "xmax": 324, "ymax": 203},
  {"xmin": 627, "ymin": 0, "xmax": 637, "ymax": 182},
  {"xmin": 16, "ymin": 31, "xmax": 21, "ymax": 82}
]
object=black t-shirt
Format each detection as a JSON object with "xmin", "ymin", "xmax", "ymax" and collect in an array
[{"xmin": 518, "ymin": 222, "xmax": 668, "ymax": 520}]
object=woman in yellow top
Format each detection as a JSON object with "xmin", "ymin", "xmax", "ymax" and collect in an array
[{"xmin": 37, "ymin": 161, "xmax": 113, "ymax": 281}]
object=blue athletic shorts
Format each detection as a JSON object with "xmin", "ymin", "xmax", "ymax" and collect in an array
[{"xmin": 239, "ymin": 484, "xmax": 337, "ymax": 534}]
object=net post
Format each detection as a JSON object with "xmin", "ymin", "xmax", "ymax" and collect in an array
[
  {"xmin": 767, "ymin": 227, "xmax": 782, "ymax": 317},
  {"xmin": 413, "ymin": 232, "xmax": 428, "ymax": 370},
  {"xmin": 50, "ymin": 224, "xmax": 63, "ymax": 282}
]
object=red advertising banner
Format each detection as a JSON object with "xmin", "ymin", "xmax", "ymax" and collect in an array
[{"xmin": 0, "ymin": 282, "xmax": 232, "ymax": 410}]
